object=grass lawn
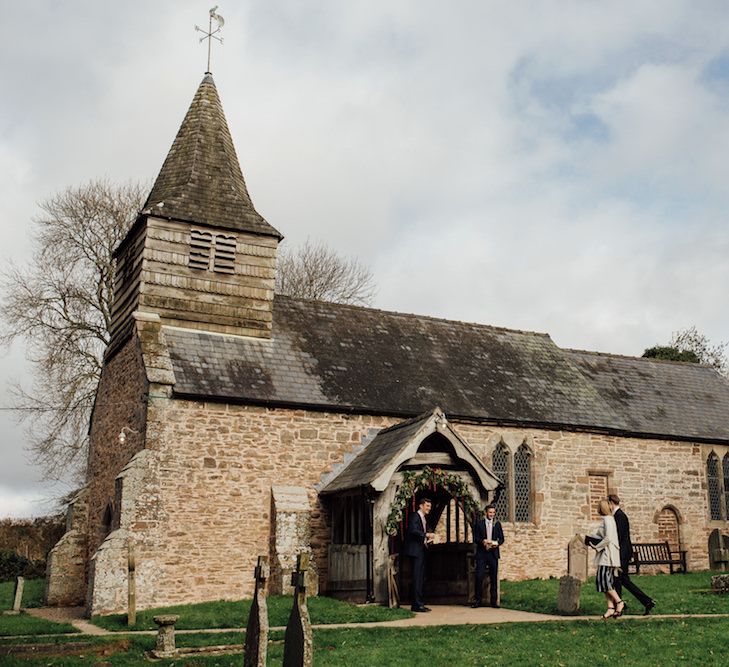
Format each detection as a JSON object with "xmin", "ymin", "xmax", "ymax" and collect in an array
[
  {"xmin": 0, "ymin": 579, "xmax": 46, "ymax": 610},
  {"xmin": 0, "ymin": 613, "xmax": 79, "ymax": 637},
  {"xmin": 91, "ymin": 595, "xmax": 413, "ymax": 631},
  {"xmin": 1, "ymin": 619, "xmax": 728, "ymax": 665},
  {"xmin": 501, "ymin": 571, "xmax": 729, "ymax": 616}
]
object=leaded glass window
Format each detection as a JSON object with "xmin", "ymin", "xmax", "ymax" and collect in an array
[
  {"xmin": 723, "ymin": 454, "xmax": 729, "ymax": 521},
  {"xmin": 514, "ymin": 444, "xmax": 532, "ymax": 522},
  {"xmin": 492, "ymin": 443, "xmax": 510, "ymax": 521},
  {"xmin": 707, "ymin": 453, "xmax": 723, "ymax": 521}
]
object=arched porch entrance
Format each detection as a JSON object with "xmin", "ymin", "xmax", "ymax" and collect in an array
[{"xmin": 319, "ymin": 408, "xmax": 502, "ymax": 604}]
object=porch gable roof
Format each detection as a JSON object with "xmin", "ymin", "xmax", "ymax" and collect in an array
[{"xmin": 319, "ymin": 408, "xmax": 501, "ymax": 495}]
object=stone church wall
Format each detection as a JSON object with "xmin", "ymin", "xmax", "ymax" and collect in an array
[
  {"xmin": 455, "ymin": 425, "xmax": 711, "ymax": 580},
  {"xmin": 91, "ymin": 395, "xmax": 714, "ymax": 613},
  {"xmin": 86, "ymin": 335, "xmax": 149, "ymax": 565}
]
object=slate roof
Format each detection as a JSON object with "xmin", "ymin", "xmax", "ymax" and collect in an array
[
  {"xmin": 142, "ymin": 73, "xmax": 281, "ymax": 238},
  {"xmin": 319, "ymin": 412, "xmax": 434, "ymax": 494},
  {"xmin": 565, "ymin": 349, "xmax": 729, "ymax": 442},
  {"xmin": 318, "ymin": 409, "xmax": 503, "ymax": 494},
  {"xmin": 164, "ymin": 296, "xmax": 729, "ymax": 443}
]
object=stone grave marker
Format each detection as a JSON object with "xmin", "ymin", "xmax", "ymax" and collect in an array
[
  {"xmin": 283, "ymin": 553, "xmax": 313, "ymax": 667},
  {"xmin": 711, "ymin": 573, "xmax": 729, "ymax": 593},
  {"xmin": 12, "ymin": 576, "xmax": 24, "ymax": 613},
  {"xmin": 244, "ymin": 555, "xmax": 270, "ymax": 667},
  {"xmin": 152, "ymin": 614, "xmax": 179, "ymax": 659},
  {"xmin": 568, "ymin": 534, "xmax": 589, "ymax": 581},
  {"xmin": 557, "ymin": 575, "xmax": 581, "ymax": 614}
]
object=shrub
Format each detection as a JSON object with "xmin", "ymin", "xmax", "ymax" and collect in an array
[{"xmin": 0, "ymin": 550, "xmax": 46, "ymax": 582}]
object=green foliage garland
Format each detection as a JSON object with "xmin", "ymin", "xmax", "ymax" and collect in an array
[{"xmin": 384, "ymin": 466, "xmax": 481, "ymax": 537}]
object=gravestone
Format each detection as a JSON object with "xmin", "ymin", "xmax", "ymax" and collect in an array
[
  {"xmin": 244, "ymin": 555, "xmax": 269, "ymax": 667},
  {"xmin": 711, "ymin": 574, "xmax": 729, "ymax": 593},
  {"xmin": 152, "ymin": 615, "xmax": 179, "ymax": 659},
  {"xmin": 568, "ymin": 535, "xmax": 589, "ymax": 582},
  {"xmin": 283, "ymin": 553, "xmax": 313, "ymax": 667},
  {"xmin": 12, "ymin": 577, "xmax": 24, "ymax": 613},
  {"xmin": 557, "ymin": 575, "xmax": 581, "ymax": 614}
]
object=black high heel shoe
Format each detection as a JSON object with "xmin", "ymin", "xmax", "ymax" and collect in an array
[
  {"xmin": 614, "ymin": 600, "xmax": 626, "ymax": 618},
  {"xmin": 602, "ymin": 606, "xmax": 616, "ymax": 619}
]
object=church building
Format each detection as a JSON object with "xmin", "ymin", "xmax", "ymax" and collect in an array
[{"xmin": 45, "ymin": 73, "xmax": 729, "ymax": 615}]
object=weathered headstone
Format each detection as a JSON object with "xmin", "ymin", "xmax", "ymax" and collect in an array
[
  {"xmin": 244, "ymin": 555, "xmax": 269, "ymax": 667},
  {"xmin": 711, "ymin": 573, "xmax": 729, "ymax": 593},
  {"xmin": 557, "ymin": 574, "xmax": 582, "ymax": 614},
  {"xmin": 12, "ymin": 576, "xmax": 24, "ymax": 613},
  {"xmin": 152, "ymin": 614, "xmax": 179, "ymax": 659},
  {"xmin": 127, "ymin": 542, "xmax": 136, "ymax": 627},
  {"xmin": 568, "ymin": 535, "xmax": 589, "ymax": 582},
  {"xmin": 283, "ymin": 553, "xmax": 313, "ymax": 667}
]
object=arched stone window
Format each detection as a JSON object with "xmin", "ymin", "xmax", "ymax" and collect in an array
[
  {"xmin": 657, "ymin": 506, "xmax": 680, "ymax": 553},
  {"xmin": 724, "ymin": 454, "xmax": 729, "ymax": 521},
  {"xmin": 707, "ymin": 453, "xmax": 723, "ymax": 521},
  {"xmin": 514, "ymin": 444, "xmax": 532, "ymax": 523},
  {"xmin": 492, "ymin": 443, "xmax": 510, "ymax": 521},
  {"xmin": 102, "ymin": 503, "xmax": 114, "ymax": 538}
]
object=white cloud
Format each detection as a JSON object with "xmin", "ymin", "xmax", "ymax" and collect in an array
[{"xmin": 2, "ymin": 1, "xmax": 729, "ymax": 507}]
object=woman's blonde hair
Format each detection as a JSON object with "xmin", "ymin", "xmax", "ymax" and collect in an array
[{"xmin": 597, "ymin": 500, "xmax": 611, "ymax": 516}]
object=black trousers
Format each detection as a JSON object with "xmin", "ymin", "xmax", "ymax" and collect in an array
[
  {"xmin": 614, "ymin": 567, "xmax": 651, "ymax": 607},
  {"xmin": 410, "ymin": 554, "xmax": 426, "ymax": 608},
  {"xmin": 475, "ymin": 556, "xmax": 499, "ymax": 606}
]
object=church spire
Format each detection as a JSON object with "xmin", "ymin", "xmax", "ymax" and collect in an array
[{"xmin": 144, "ymin": 73, "xmax": 281, "ymax": 239}]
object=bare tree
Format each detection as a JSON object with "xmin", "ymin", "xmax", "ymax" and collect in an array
[
  {"xmin": 276, "ymin": 239, "xmax": 377, "ymax": 306},
  {"xmin": 0, "ymin": 180, "xmax": 146, "ymax": 479},
  {"xmin": 643, "ymin": 326, "xmax": 727, "ymax": 376}
]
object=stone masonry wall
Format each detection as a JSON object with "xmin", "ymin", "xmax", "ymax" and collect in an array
[
  {"xmin": 86, "ymin": 334, "xmax": 149, "ymax": 566},
  {"xmin": 105, "ymin": 396, "xmax": 717, "ymax": 612},
  {"xmin": 45, "ymin": 488, "xmax": 89, "ymax": 606},
  {"xmin": 457, "ymin": 425, "xmax": 712, "ymax": 579}
]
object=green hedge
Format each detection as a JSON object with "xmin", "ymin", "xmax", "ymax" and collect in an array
[{"xmin": 0, "ymin": 551, "xmax": 46, "ymax": 582}]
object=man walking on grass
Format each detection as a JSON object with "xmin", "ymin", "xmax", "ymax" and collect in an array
[{"xmin": 608, "ymin": 494, "xmax": 656, "ymax": 615}]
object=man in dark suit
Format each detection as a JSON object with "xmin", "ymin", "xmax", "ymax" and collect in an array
[
  {"xmin": 472, "ymin": 504, "xmax": 505, "ymax": 608},
  {"xmin": 404, "ymin": 497, "xmax": 435, "ymax": 612},
  {"xmin": 608, "ymin": 494, "xmax": 655, "ymax": 615}
]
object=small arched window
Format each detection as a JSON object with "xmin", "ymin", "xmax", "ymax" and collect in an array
[
  {"xmin": 657, "ymin": 506, "xmax": 680, "ymax": 553},
  {"xmin": 707, "ymin": 453, "xmax": 723, "ymax": 521},
  {"xmin": 492, "ymin": 443, "xmax": 510, "ymax": 521},
  {"xmin": 514, "ymin": 444, "xmax": 532, "ymax": 523}
]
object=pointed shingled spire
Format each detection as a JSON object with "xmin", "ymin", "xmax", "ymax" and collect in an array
[{"xmin": 144, "ymin": 73, "xmax": 281, "ymax": 238}]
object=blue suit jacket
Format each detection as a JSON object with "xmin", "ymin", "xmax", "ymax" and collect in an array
[
  {"xmin": 403, "ymin": 511, "xmax": 427, "ymax": 558},
  {"xmin": 473, "ymin": 518, "xmax": 504, "ymax": 561}
]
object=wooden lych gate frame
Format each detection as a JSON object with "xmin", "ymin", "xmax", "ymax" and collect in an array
[{"xmin": 319, "ymin": 408, "xmax": 502, "ymax": 604}]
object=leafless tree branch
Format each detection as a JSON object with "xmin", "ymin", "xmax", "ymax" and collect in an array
[
  {"xmin": 275, "ymin": 238, "xmax": 377, "ymax": 306},
  {"xmin": 0, "ymin": 179, "xmax": 147, "ymax": 480}
]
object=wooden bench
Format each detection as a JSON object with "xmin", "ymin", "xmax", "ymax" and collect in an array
[{"xmin": 629, "ymin": 541, "xmax": 687, "ymax": 574}]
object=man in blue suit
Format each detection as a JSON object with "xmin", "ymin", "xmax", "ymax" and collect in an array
[
  {"xmin": 472, "ymin": 504, "xmax": 505, "ymax": 607},
  {"xmin": 404, "ymin": 497, "xmax": 435, "ymax": 612}
]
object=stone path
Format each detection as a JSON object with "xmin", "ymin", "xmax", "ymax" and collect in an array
[{"xmin": 20, "ymin": 604, "xmax": 729, "ymax": 640}]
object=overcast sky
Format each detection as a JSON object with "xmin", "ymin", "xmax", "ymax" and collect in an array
[{"xmin": 2, "ymin": 1, "xmax": 729, "ymax": 518}]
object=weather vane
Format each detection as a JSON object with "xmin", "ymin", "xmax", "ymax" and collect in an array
[{"xmin": 195, "ymin": 6, "xmax": 225, "ymax": 73}]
